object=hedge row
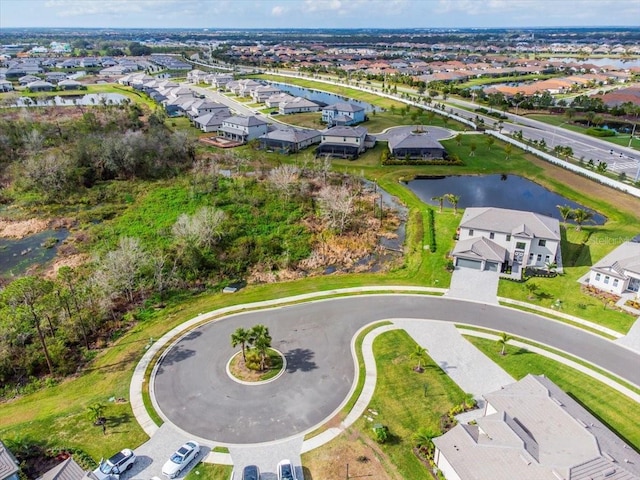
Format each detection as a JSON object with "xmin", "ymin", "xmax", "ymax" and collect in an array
[{"xmin": 426, "ymin": 208, "xmax": 436, "ymax": 252}]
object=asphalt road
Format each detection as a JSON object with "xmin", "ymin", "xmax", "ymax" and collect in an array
[
  {"xmin": 153, "ymin": 295, "xmax": 640, "ymax": 444},
  {"xmin": 444, "ymin": 97, "xmax": 640, "ymax": 176}
]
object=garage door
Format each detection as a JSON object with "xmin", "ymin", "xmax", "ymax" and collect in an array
[
  {"xmin": 456, "ymin": 258, "xmax": 482, "ymax": 270},
  {"xmin": 485, "ymin": 262, "xmax": 499, "ymax": 272}
]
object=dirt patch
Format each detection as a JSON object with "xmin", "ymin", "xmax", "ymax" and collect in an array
[
  {"xmin": 303, "ymin": 427, "xmax": 402, "ymax": 480},
  {"xmin": 43, "ymin": 253, "xmax": 91, "ymax": 279},
  {"xmin": 0, "ymin": 218, "xmax": 51, "ymax": 239}
]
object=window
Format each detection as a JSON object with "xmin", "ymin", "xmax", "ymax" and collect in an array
[
  {"xmin": 506, "ymin": 234, "xmax": 511, "ymax": 241},
  {"xmin": 604, "ymin": 276, "xmax": 610, "ymax": 284},
  {"xmin": 343, "ymin": 137, "xmax": 346, "ymax": 142},
  {"xmin": 545, "ymin": 255, "xmax": 550, "ymax": 263},
  {"xmin": 539, "ymin": 239, "xmax": 546, "ymax": 247},
  {"xmin": 516, "ymin": 242, "xmax": 526, "ymax": 250},
  {"xmin": 613, "ymin": 279, "xmax": 619, "ymax": 287},
  {"xmin": 528, "ymin": 253, "xmax": 534, "ymax": 262},
  {"xmin": 489, "ymin": 232, "xmax": 495, "ymax": 239},
  {"xmin": 469, "ymin": 229, "xmax": 474, "ymax": 236},
  {"xmin": 595, "ymin": 273, "xmax": 601, "ymax": 281},
  {"xmin": 536, "ymin": 254, "xmax": 542, "ymax": 262}
]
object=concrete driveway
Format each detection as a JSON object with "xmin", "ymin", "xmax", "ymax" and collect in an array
[{"xmin": 446, "ymin": 267, "xmax": 500, "ymax": 304}]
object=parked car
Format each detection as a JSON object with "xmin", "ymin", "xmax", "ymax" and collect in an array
[
  {"xmin": 277, "ymin": 459, "xmax": 296, "ymax": 480},
  {"xmin": 161, "ymin": 441, "xmax": 200, "ymax": 478},
  {"xmin": 242, "ymin": 465, "xmax": 261, "ymax": 480},
  {"xmin": 92, "ymin": 449, "xmax": 136, "ymax": 480}
]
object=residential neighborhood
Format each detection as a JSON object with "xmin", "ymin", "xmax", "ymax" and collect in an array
[{"xmin": 0, "ymin": 11, "xmax": 639, "ymax": 480}]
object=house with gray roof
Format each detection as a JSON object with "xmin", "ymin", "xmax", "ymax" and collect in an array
[
  {"xmin": 259, "ymin": 128, "xmax": 322, "ymax": 153},
  {"xmin": 265, "ymin": 92, "xmax": 295, "ymax": 108},
  {"xmin": 388, "ymin": 131, "xmax": 446, "ymax": 160},
  {"xmin": 321, "ymin": 102, "xmax": 366, "ymax": 126},
  {"xmin": 315, "ymin": 125, "xmax": 375, "ymax": 159},
  {"xmin": 452, "ymin": 207, "xmax": 561, "ymax": 273},
  {"xmin": 250, "ymin": 85, "xmax": 282, "ymax": 103},
  {"xmin": 585, "ymin": 241, "xmax": 640, "ymax": 298},
  {"xmin": 26, "ymin": 80, "xmax": 54, "ymax": 92},
  {"xmin": 434, "ymin": 375, "xmax": 640, "ymax": 480},
  {"xmin": 37, "ymin": 456, "xmax": 86, "ymax": 480},
  {"xmin": 0, "ymin": 80, "xmax": 13, "ymax": 92},
  {"xmin": 194, "ymin": 112, "xmax": 232, "ymax": 133},
  {"xmin": 0, "ymin": 440, "xmax": 19, "ymax": 480},
  {"xmin": 218, "ymin": 115, "xmax": 269, "ymax": 143},
  {"xmin": 279, "ymin": 97, "xmax": 321, "ymax": 114}
]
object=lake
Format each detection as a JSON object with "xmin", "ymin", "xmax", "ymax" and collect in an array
[
  {"xmin": 266, "ymin": 81, "xmax": 380, "ymax": 112},
  {"xmin": 14, "ymin": 93, "xmax": 128, "ymax": 107},
  {"xmin": 405, "ymin": 174, "xmax": 606, "ymax": 224},
  {"xmin": 0, "ymin": 229, "xmax": 69, "ymax": 277}
]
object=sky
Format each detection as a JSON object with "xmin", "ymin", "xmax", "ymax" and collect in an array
[{"xmin": 1, "ymin": 0, "xmax": 640, "ymax": 29}]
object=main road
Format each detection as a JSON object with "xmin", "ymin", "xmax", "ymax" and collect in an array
[{"xmin": 153, "ymin": 295, "xmax": 639, "ymax": 444}]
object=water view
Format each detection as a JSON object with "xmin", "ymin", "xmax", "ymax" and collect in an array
[
  {"xmin": 267, "ymin": 81, "xmax": 381, "ymax": 112},
  {"xmin": 0, "ymin": 229, "xmax": 69, "ymax": 277},
  {"xmin": 405, "ymin": 174, "xmax": 606, "ymax": 224}
]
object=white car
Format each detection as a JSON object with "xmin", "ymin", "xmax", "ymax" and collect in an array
[
  {"xmin": 161, "ymin": 441, "xmax": 200, "ymax": 478},
  {"xmin": 92, "ymin": 449, "xmax": 136, "ymax": 480},
  {"xmin": 277, "ymin": 459, "xmax": 297, "ymax": 480}
]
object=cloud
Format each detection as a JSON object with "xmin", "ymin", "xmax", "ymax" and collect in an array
[
  {"xmin": 271, "ymin": 4, "xmax": 286, "ymax": 16},
  {"xmin": 43, "ymin": 0, "xmax": 202, "ymax": 18}
]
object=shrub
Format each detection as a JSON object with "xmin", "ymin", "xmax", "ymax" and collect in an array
[
  {"xmin": 372, "ymin": 424, "xmax": 389, "ymax": 444},
  {"xmin": 586, "ymin": 127, "xmax": 616, "ymax": 137}
]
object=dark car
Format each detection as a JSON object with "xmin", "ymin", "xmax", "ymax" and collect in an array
[{"xmin": 242, "ymin": 465, "xmax": 261, "ymax": 480}]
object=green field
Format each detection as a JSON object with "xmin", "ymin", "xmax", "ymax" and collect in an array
[{"xmin": 466, "ymin": 336, "xmax": 640, "ymax": 449}]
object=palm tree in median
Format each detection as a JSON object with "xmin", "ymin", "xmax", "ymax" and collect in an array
[
  {"xmin": 250, "ymin": 324, "xmax": 272, "ymax": 371},
  {"xmin": 231, "ymin": 327, "xmax": 251, "ymax": 362},
  {"xmin": 572, "ymin": 208, "xmax": 594, "ymax": 231},
  {"xmin": 445, "ymin": 193, "xmax": 461, "ymax": 215},
  {"xmin": 497, "ymin": 332, "xmax": 513, "ymax": 356},
  {"xmin": 556, "ymin": 204, "xmax": 573, "ymax": 225},
  {"xmin": 432, "ymin": 196, "xmax": 445, "ymax": 213}
]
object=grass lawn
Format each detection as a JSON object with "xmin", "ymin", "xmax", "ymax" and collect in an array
[
  {"xmin": 276, "ymin": 111, "xmax": 324, "ymax": 129},
  {"xmin": 303, "ymin": 328, "xmax": 468, "ymax": 479},
  {"xmin": 362, "ymin": 329, "xmax": 467, "ymax": 478},
  {"xmin": 185, "ymin": 462, "xmax": 233, "ymax": 480},
  {"xmin": 466, "ymin": 336, "xmax": 640, "ymax": 450}
]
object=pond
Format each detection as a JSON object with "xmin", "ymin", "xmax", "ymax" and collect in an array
[
  {"xmin": 14, "ymin": 93, "xmax": 128, "ymax": 107},
  {"xmin": 266, "ymin": 81, "xmax": 381, "ymax": 112},
  {"xmin": 404, "ymin": 174, "xmax": 606, "ymax": 224},
  {"xmin": 0, "ymin": 229, "xmax": 69, "ymax": 278}
]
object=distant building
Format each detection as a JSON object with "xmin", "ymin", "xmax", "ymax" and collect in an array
[
  {"xmin": 259, "ymin": 128, "xmax": 322, "ymax": 153},
  {"xmin": 218, "ymin": 115, "xmax": 269, "ymax": 143},
  {"xmin": 388, "ymin": 131, "xmax": 445, "ymax": 160},
  {"xmin": 321, "ymin": 102, "xmax": 366, "ymax": 126}
]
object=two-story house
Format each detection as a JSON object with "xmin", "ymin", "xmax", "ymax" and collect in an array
[
  {"xmin": 250, "ymin": 85, "xmax": 282, "ymax": 103},
  {"xmin": 585, "ymin": 241, "xmax": 640, "ymax": 298},
  {"xmin": 218, "ymin": 115, "xmax": 269, "ymax": 143},
  {"xmin": 315, "ymin": 126, "xmax": 376, "ymax": 159},
  {"xmin": 452, "ymin": 207, "xmax": 561, "ymax": 274},
  {"xmin": 321, "ymin": 102, "xmax": 366, "ymax": 126}
]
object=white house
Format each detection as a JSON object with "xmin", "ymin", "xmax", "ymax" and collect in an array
[
  {"xmin": 434, "ymin": 375, "xmax": 640, "ymax": 480},
  {"xmin": 0, "ymin": 440, "xmax": 19, "ymax": 480},
  {"xmin": 279, "ymin": 97, "xmax": 321, "ymax": 114},
  {"xmin": 218, "ymin": 115, "xmax": 269, "ymax": 143},
  {"xmin": 585, "ymin": 241, "xmax": 640, "ymax": 297},
  {"xmin": 452, "ymin": 207, "xmax": 561, "ymax": 274},
  {"xmin": 265, "ymin": 92, "xmax": 295, "ymax": 108},
  {"xmin": 321, "ymin": 102, "xmax": 366, "ymax": 126},
  {"xmin": 250, "ymin": 85, "xmax": 281, "ymax": 103}
]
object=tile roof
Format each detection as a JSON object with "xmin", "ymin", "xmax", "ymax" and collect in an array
[
  {"xmin": 0, "ymin": 441, "xmax": 19, "ymax": 480},
  {"xmin": 38, "ymin": 457, "xmax": 86, "ymax": 480},
  {"xmin": 460, "ymin": 207, "xmax": 560, "ymax": 241},
  {"xmin": 452, "ymin": 236, "xmax": 508, "ymax": 263}
]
